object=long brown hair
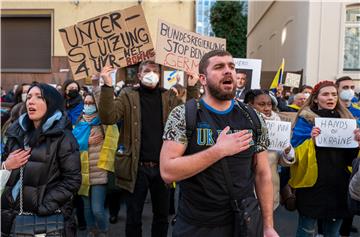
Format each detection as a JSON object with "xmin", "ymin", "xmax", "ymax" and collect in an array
[{"xmin": 295, "ymin": 80, "xmax": 353, "ymax": 122}]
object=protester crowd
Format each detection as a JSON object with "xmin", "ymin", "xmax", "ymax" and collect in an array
[{"xmin": 1, "ymin": 50, "xmax": 360, "ymax": 237}]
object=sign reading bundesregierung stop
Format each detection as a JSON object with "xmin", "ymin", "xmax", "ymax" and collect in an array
[
  {"xmin": 155, "ymin": 19, "xmax": 226, "ymax": 73},
  {"xmin": 59, "ymin": 5, "xmax": 154, "ymax": 80},
  {"xmin": 315, "ymin": 117, "xmax": 358, "ymax": 148}
]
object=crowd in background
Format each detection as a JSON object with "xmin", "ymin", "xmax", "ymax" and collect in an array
[{"xmin": 1, "ymin": 55, "xmax": 360, "ymax": 237}]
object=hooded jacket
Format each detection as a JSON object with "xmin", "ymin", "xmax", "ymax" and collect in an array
[{"xmin": 1, "ymin": 112, "xmax": 81, "ymax": 234}]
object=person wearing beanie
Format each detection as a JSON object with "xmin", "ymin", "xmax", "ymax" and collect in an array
[
  {"xmin": 290, "ymin": 80, "xmax": 360, "ymax": 236},
  {"xmin": 1, "ymin": 83, "xmax": 81, "ymax": 236}
]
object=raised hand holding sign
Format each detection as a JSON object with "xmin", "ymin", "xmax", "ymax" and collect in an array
[{"xmin": 314, "ymin": 117, "xmax": 358, "ymax": 148}]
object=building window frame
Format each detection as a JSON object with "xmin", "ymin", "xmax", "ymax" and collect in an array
[
  {"xmin": 338, "ymin": 3, "xmax": 360, "ymax": 76},
  {"xmin": 1, "ymin": 9, "xmax": 54, "ymax": 73}
]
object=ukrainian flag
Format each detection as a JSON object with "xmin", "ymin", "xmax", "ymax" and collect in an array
[
  {"xmin": 167, "ymin": 70, "xmax": 178, "ymax": 84},
  {"xmin": 269, "ymin": 58, "xmax": 285, "ymax": 91},
  {"xmin": 289, "ymin": 116, "xmax": 318, "ymax": 188}
]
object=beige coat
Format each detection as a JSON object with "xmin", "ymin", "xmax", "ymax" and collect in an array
[{"xmin": 87, "ymin": 125, "xmax": 108, "ymax": 185}]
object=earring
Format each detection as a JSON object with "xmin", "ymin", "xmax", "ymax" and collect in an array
[{"xmin": 199, "ymin": 85, "xmax": 205, "ymax": 95}]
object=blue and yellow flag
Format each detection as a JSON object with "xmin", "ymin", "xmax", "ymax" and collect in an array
[
  {"xmin": 269, "ymin": 58, "xmax": 285, "ymax": 91},
  {"xmin": 167, "ymin": 70, "xmax": 178, "ymax": 84}
]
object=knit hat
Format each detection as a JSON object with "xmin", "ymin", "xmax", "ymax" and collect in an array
[{"xmin": 312, "ymin": 80, "xmax": 335, "ymax": 95}]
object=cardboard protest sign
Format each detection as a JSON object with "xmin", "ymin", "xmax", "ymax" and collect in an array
[
  {"xmin": 156, "ymin": 19, "xmax": 226, "ymax": 73},
  {"xmin": 163, "ymin": 70, "xmax": 184, "ymax": 89},
  {"xmin": 59, "ymin": 5, "xmax": 154, "ymax": 80},
  {"xmin": 265, "ymin": 120, "xmax": 292, "ymax": 151},
  {"xmin": 278, "ymin": 112, "xmax": 297, "ymax": 127},
  {"xmin": 315, "ymin": 118, "xmax": 358, "ymax": 148},
  {"xmin": 233, "ymin": 58, "xmax": 262, "ymax": 89},
  {"xmin": 284, "ymin": 72, "xmax": 301, "ymax": 88}
]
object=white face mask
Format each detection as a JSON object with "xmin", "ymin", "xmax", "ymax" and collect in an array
[
  {"xmin": 142, "ymin": 72, "xmax": 159, "ymax": 88},
  {"xmin": 339, "ymin": 89, "xmax": 354, "ymax": 101},
  {"xmin": 303, "ymin": 92, "xmax": 310, "ymax": 99},
  {"xmin": 21, "ymin": 93, "xmax": 27, "ymax": 102}
]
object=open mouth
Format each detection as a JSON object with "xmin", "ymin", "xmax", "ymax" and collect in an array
[
  {"xmin": 28, "ymin": 107, "xmax": 36, "ymax": 114},
  {"xmin": 222, "ymin": 79, "xmax": 233, "ymax": 85},
  {"xmin": 221, "ymin": 77, "xmax": 234, "ymax": 87},
  {"xmin": 264, "ymin": 111, "xmax": 271, "ymax": 116}
]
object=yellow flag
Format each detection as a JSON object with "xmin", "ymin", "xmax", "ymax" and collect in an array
[{"xmin": 269, "ymin": 58, "xmax": 285, "ymax": 90}]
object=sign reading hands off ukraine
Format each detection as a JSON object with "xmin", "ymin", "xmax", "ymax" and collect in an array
[{"xmin": 315, "ymin": 118, "xmax": 358, "ymax": 148}]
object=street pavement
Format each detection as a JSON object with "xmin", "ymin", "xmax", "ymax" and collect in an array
[{"xmin": 78, "ymin": 199, "xmax": 360, "ymax": 237}]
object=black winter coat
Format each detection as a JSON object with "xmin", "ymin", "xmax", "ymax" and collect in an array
[
  {"xmin": 1, "ymin": 113, "xmax": 81, "ymax": 235},
  {"xmin": 295, "ymin": 108, "xmax": 358, "ymax": 219}
]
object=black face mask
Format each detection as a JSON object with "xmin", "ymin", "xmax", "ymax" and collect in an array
[{"xmin": 67, "ymin": 89, "xmax": 79, "ymax": 99}]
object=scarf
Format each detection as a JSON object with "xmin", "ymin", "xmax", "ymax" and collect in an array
[
  {"xmin": 72, "ymin": 115, "xmax": 101, "ymax": 151},
  {"xmin": 260, "ymin": 111, "xmax": 281, "ymax": 121},
  {"xmin": 73, "ymin": 114, "xmax": 119, "ymax": 196},
  {"xmin": 288, "ymin": 104, "xmax": 300, "ymax": 111}
]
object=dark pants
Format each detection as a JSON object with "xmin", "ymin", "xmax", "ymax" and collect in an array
[
  {"xmin": 108, "ymin": 191, "xmax": 122, "ymax": 217},
  {"xmin": 318, "ymin": 216, "xmax": 354, "ymax": 236},
  {"xmin": 125, "ymin": 165, "xmax": 169, "ymax": 237},
  {"xmin": 339, "ymin": 216, "xmax": 353, "ymax": 236},
  {"xmin": 74, "ymin": 194, "xmax": 86, "ymax": 228},
  {"xmin": 106, "ymin": 172, "xmax": 124, "ymax": 218},
  {"xmin": 172, "ymin": 215, "xmax": 232, "ymax": 237}
]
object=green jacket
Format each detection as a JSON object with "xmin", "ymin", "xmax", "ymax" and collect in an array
[{"xmin": 99, "ymin": 85, "xmax": 198, "ymax": 192}]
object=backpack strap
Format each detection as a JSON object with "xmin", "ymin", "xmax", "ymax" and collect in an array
[
  {"xmin": 185, "ymin": 98, "xmax": 199, "ymax": 142},
  {"xmin": 235, "ymin": 100, "xmax": 262, "ymax": 141},
  {"xmin": 185, "ymin": 98, "xmax": 262, "ymax": 143}
]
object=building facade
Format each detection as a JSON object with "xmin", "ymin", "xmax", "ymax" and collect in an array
[
  {"xmin": 247, "ymin": 1, "xmax": 360, "ymax": 87},
  {"xmin": 195, "ymin": 0, "xmax": 216, "ymax": 36},
  {"xmin": 1, "ymin": 0, "xmax": 195, "ymax": 90}
]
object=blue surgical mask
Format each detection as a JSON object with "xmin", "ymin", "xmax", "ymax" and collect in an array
[{"xmin": 83, "ymin": 105, "xmax": 97, "ymax": 115}]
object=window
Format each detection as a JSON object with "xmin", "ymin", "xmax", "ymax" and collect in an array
[
  {"xmin": 1, "ymin": 15, "xmax": 52, "ymax": 72},
  {"xmin": 343, "ymin": 4, "xmax": 360, "ymax": 71}
]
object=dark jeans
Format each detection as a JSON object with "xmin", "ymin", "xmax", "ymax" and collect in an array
[
  {"xmin": 125, "ymin": 165, "xmax": 169, "ymax": 237},
  {"xmin": 296, "ymin": 215, "xmax": 342, "ymax": 237},
  {"xmin": 339, "ymin": 216, "xmax": 353, "ymax": 236},
  {"xmin": 318, "ymin": 216, "xmax": 354, "ymax": 236}
]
